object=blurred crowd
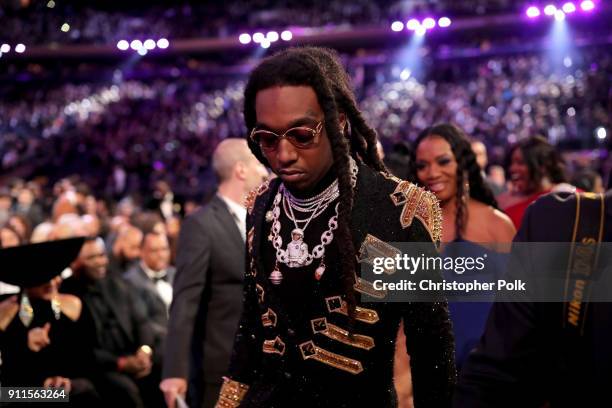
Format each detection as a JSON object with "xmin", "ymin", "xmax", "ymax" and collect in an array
[
  {"xmin": 2, "ymin": 0, "xmax": 520, "ymax": 46},
  {"xmin": 1, "ymin": 49, "xmax": 610, "ymax": 200}
]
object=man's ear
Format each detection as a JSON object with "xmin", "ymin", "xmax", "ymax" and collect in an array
[{"xmin": 235, "ymin": 161, "xmax": 247, "ymax": 181}]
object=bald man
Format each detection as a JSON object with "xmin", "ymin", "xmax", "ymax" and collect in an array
[{"xmin": 160, "ymin": 139, "xmax": 268, "ymax": 408}]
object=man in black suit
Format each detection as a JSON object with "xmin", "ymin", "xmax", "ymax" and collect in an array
[
  {"xmin": 455, "ymin": 190, "xmax": 612, "ymax": 407},
  {"xmin": 62, "ymin": 236, "xmax": 164, "ymax": 408},
  {"xmin": 160, "ymin": 138, "xmax": 268, "ymax": 408},
  {"xmin": 124, "ymin": 231, "xmax": 176, "ymax": 359}
]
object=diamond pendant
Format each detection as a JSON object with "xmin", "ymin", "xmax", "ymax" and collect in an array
[
  {"xmin": 265, "ymin": 211, "xmax": 274, "ymax": 222},
  {"xmin": 270, "ymin": 265, "xmax": 283, "ymax": 285}
]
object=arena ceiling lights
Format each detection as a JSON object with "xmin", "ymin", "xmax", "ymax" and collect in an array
[
  {"xmin": 525, "ymin": 1, "xmax": 597, "ymax": 20},
  {"xmin": 238, "ymin": 30, "xmax": 293, "ymax": 48},
  {"xmin": 390, "ymin": 17, "xmax": 452, "ymax": 35},
  {"xmin": 116, "ymin": 38, "xmax": 169, "ymax": 55}
]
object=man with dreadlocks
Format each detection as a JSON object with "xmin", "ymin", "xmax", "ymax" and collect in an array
[{"xmin": 216, "ymin": 47, "xmax": 455, "ymax": 408}]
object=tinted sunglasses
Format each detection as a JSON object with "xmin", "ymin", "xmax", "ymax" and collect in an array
[{"xmin": 249, "ymin": 121, "xmax": 324, "ymax": 152}]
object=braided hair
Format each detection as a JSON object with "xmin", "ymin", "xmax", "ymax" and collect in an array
[
  {"xmin": 411, "ymin": 123, "xmax": 497, "ymax": 240},
  {"xmin": 244, "ymin": 47, "xmax": 385, "ymax": 323}
]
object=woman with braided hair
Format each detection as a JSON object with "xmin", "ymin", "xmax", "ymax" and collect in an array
[
  {"xmin": 411, "ymin": 123, "xmax": 515, "ymax": 370},
  {"xmin": 216, "ymin": 47, "xmax": 455, "ymax": 407}
]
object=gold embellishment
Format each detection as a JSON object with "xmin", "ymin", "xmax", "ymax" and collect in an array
[
  {"xmin": 299, "ymin": 340, "xmax": 364, "ymax": 375},
  {"xmin": 358, "ymin": 234, "xmax": 402, "ymax": 275},
  {"xmin": 256, "ymin": 284, "xmax": 265, "ymax": 304},
  {"xmin": 381, "ymin": 172, "xmax": 402, "ymax": 183},
  {"xmin": 261, "ymin": 308, "xmax": 277, "ymax": 328},
  {"xmin": 389, "ymin": 181, "xmax": 442, "ymax": 243},
  {"xmin": 247, "ymin": 227, "xmax": 254, "ymax": 255},
  {"xmin": 215, "ymin": 377, "xmax": 250, "ymax": 408},
  {"xmin": 354, "ymin": 276, "xmax": 387, "ymax": 299},
  {"xmin": 245, "ymin": 179, "xmax": 271, "ymax": 215},
  {"xmin": 263, "ymin": 336, "xmax": 286, "ymax": 355},
  {"xmin": 325, "ymin": 296, "xmax": 379, "ymax": 324},
  {"xmin": 311, "ymin": 317, "xmax": 375, "ymax": 350}
]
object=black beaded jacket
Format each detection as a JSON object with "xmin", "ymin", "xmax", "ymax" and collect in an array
[{"xmin": 218, "ymin": 163, "xmax": 456, "ymax": 408}]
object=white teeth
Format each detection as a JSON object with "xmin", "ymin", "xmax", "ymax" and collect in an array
[{"xmin": 429, "ymin": 183, "xmax": 445, "ymax": 192}]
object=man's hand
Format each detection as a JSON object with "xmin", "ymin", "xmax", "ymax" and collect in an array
[
  {"xmin": 43, "ymin": 376, "xmax": 72, "ymax": 392},
  {"xmin": 160, "ymin": 378, "xmax": 187, "ymax": 408},
  {"xmin": 27, "ymin": 323, "xmax": 51, "ymax": 352},
  {"xmin": 121, "ymin": 353, "xmax": 152, "ymax": 378}
]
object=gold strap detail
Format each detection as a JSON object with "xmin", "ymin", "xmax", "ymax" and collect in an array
[
  {"xmin": 354, "ymin": 276, "xmax": 387, "ymax": 299},
  {"xmin": 325, "ymin": 296, "xmax": 379, "ymax": 324},
  {"xmin": 215, "ymin": 377, "xmax": 250, "ymax": 408},
  {"xmin": 358, "ymin": 234, "xmax": 402, "ymax": 275},
  {"xmin": 247, "ymin": 227, "xmax": 254, "ymax": 255},
  {"xmin": 245, "ymin": 179, "xmax": 271, "ymax": 215},
  {"xmin": 299, "ymin": 340, "xmax": 364, "ymax": 375},
  {"xmin": 311, "ymin": 317, "xmax": 375, "ymax": 350},
  {"xmin": 261, "ymin": 308, "xmax": 277, "ymax": 328},
  {"xmin": 263, "ymin": 336, "xmax": 286, "ymax": 355}
]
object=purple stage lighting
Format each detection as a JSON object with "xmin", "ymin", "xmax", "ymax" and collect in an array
[
  {"xmin": 266, "ymin": 31, "xmax": 279, "ymax": 42},
  {"xmin": 15, "ymin": 44, "xmax": 26, "ymax": 53},
  {"xmin": 239, "ymin": 33, "xmax": 251, "ymax": 44},
  {"xmin": 422, "ymin": 17, "xmax": 436, "ymax": 29},
  {"xmin": 280, "ymin": 30, "xmax": 293, "ymax": 41},
  {"xmin": 260, "ymin": 40, "xmax": 271, "ymax": 49},
  {"xmin": 526, "ymin": 6, "xmax": 541, "ymax": 17},
  {"xmin": 252, "ymin": 32, "xmax": 265, "ymax": 43},
  {"xmin": 137, "ymin": 47, "xmax": 147, "ymax": 56},
  {"xmin": 544, "ymin": 4, "xmax": 557, "ymax": 15},
  {"xmin": 406, "ymin": 19, "xmax": 420, "ymax": 31},
  {"xmin": 415, "ymin": 26, "xmax": 427, "ymax": 36},
  {"xmin": 144, "ymin": 39, "xmax": 156, "ymax": 50},
  {"xmin": 580, "ymin": 0, "xmax": 595, "ymax": 11},
  {"xmin": 157, "ymin": 38, "xmax": 169, "ymax": 49},
  {"xmin": 117, "ymin": 40, "xmax": 129, "ymax": 50},
  {"xmin": 391, "ymin": 21, "xmax": 404, "ymax": 32},
  {"xmin": 0, "ymin": 44, "xmax": 10, "ymax": 53},
  {"xmin": 554, "ymin": 9, "xmax": 566, "ymax": 20},
  {"xmin": 562, "ymin": 2, "xmax": 577, "ymax": 12},
  {"xmin": 438, "ymin": 17, "xmax": 452, "ymax": 27},
  {"xmin": 130, "ymin": 39, "xmax": 143, "ymax": 50}
]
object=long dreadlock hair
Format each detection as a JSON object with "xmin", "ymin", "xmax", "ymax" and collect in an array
[
  {"xmin": 411, "ymin": 123, "xmax": 497, "ymax": 240},
  {"xmin": 244, "ymin": 47, "xmax": 386, "ymax": 324}
]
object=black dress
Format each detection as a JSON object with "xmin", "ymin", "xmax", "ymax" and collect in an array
[{"xmin": 223, "ymin": 163, "xmax": 456, "ymax": 408}]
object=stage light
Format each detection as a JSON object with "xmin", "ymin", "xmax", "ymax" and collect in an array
[
  {"xmin": 137, "ymin": 47, "xmax": 148, "ymax": 56},
  {"xmin": 116, "ymin": 40, "xmax": 129, "ymax": 50},
  {"xmin": 406, "ymin": 19, "xmax": 420, "ymax": 31},
  {"xmin": 562, "ymin": 2, "xmax": 576, "ymax": 13},
  {"xmin": 130, "ymin": 40, "xmax": 143, "ymax": 50},
  {"xmin": 266, "ymin": 31, "xmax": 279, "ymax": 42},
  {"xmin": 61, "ymin": 23, "xmax": 70, "ymax": 32},
  {"xmin": 47, "ymin": 0, "xmax": 55, "ymax": 8},
  {"xmin": 544, "ymin": 5, "xmax": 557, "ymax": 15},
  {"xmin": 280, "ymin": 30, "xmax": 293, "ymax": 41},
  {"xmin": 15, "ymin": 44, "xmax": 25, "ymax": 53},
  {"xmin": 144, "ymin": 39, "xmax": 156, "ymax": 50},
  {"xmin": 252, "ymin": 32, "xmax": 265, "ymax": 43},
  {"xmin": 260, "ymin": 40, "xmax": 271, "ymax": 49},
  {"xmin": 580, "ymin": 0, "xmax": 595, "ymax": 11},
  {"xmin": 438, "ymin": 17, "xmax": 452, "ymax": 27},
  {"xmin": 0, "ymin": 44, "xmax": 10, "ymax": 53},
  {"xmin": 596, "ymin": 127, "xmax": 607, "ymax": 140},
  {"xmin": 526, "ymin": 6, "xmax": 541, "ymax": 18},
  {"xmin": 400, "ymin": 68, "xmax": 411, "ymax": 80},
  {"xmin": 554, "ymin": 10, "xmax": 566, "ymax": 20},
  {"xmin": 239, "ymin": 33, "xmax": 251, "ymax": 44},
  {"xmin": 422, "ymin": 17, "xmax": 436, "ymax": 29},
  {"xmin": 157, "ymin": 38, "xmax": 169, "ymax": 49},
  {"xmin": 391, "ymin": 21, "xmax": 404, "ymax": 32},
  {"xmin": 415, "ymin": 26, "xmax": 426, "ymax": 36}
]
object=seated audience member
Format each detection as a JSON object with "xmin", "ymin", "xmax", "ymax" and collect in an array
[
  {"xmin": 62, "ymin": 237, "xmax": 163, "ymax": 408},
  {"xmin": 0, "ymin": 238, "xmax": 100, "ymax": 407},
  {"xmin": 108, "ymin": 225, "xmax": 143, "ymax": 276},
  {"xmin": 124, "ymin": 231, "xmax": 175, "ymax": 357}
]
